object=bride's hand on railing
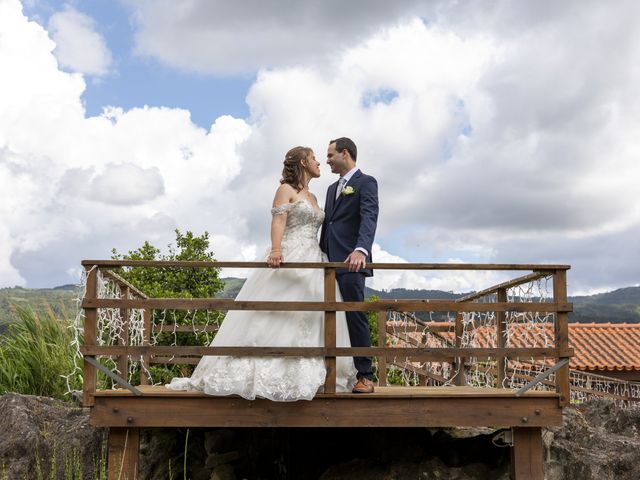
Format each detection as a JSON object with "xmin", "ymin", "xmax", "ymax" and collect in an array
[{"xmin": 267, "ymin": 249, "xmax": 284, "ymax": 268}]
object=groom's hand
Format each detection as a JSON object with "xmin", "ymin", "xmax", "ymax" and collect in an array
[{"xmin": 345, "ymin": 250, "xmax": 366, "ymax": 272}]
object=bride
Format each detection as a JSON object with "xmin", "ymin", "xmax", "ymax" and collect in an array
[{"xmin": 166, "ymin": 146, "xmax": 357, "ymax": 401}]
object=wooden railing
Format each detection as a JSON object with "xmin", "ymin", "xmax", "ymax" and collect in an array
[{"xmin": 79, "ymin": 261, "xmax": 573, "ymax": 406}]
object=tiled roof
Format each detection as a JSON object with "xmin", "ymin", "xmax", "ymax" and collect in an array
[
  {"xmin": 391, "ymin": 321, "xmax": 640, "ymax": 372},
  {"xmin": 567, "ymin": 323, "xmax": 640, "ymax": 372}
]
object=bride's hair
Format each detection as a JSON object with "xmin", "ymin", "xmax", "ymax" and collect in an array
[{"xmin": 281, "ymin": 146, "xmax": 312, "ymax": 192}]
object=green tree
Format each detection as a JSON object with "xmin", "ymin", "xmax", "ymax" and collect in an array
[
  {"xmin": 111, "ymin": 230, "xmax": 225, "ymax": 382},
  {"xmin": 110, "ymin": 230, "xmax": 224, "ymax": 299}
]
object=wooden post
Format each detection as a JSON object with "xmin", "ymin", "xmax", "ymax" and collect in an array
[
  {"xmin": 455, "ymin": 312, "xmax": 466, "ymax": 386},
  {"xmin": 511, "ymin": 427, "xmax": 544, "ymax": 480},
  {"xmin": 377, "ymin": 311, "xmax": 387, "ymax": 386},
  {"xmin": 83, "ymin": 266, "xmax": 98, "ymax": 407},
  {"xmin": 553, "ymin": 270, "xmax": 570, "ymax": 406},
  {"xmin": 140, "ymin": 308, "xmax": 152, "ymax": 386},
  {"xmin": 497, "ymin": 288, "xmax": 507, "ymax": 388},
  {"xmin": 324, "ymin": 267, "xmax": 337, "ymax": 394},
  {"xmin": 117, "ymin": 286, "xmax": 130, "ymax": 384},
  {"xmin": 108, "ymin": 427, "xmax": 140, "ymax": 480}
]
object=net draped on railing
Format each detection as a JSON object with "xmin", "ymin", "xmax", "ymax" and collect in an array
[{"xmin": 72, "ymin": 260, "xmax": 583, "ymax": 406}]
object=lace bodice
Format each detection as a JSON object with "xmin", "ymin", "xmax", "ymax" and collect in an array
[{"xmin": 271, "ymin": 200, "xmax": 325, "ymax": 258}]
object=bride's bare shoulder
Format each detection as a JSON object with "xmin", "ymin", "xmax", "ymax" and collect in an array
[{"xmin": 273, "ymin": 183, "xmax": 297, "ymax": 206}]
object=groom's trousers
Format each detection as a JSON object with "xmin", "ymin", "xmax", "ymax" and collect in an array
[{"xmin": 336, "ymin": 272, "xmax": 374, "ymax": 380}]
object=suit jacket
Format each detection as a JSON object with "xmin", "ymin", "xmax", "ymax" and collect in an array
[{"xmin": 320, "ymin": 169, "xmax": 379, "ymax": 277}]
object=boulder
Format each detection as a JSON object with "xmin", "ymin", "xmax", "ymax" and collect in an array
[{"xmin": 0, "ymin": 393, "xmax": 104, "ymax": 480}]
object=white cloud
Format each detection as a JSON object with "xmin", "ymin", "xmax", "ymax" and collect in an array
[
  {"xmin": 128, "ymin": 0, "xmax": 427, "ymax": 74},
  {"xmin": 2, "ymin": 0, "xmax": 640, "ymax": 295},
  {"xmin": 0, "ymin": 0, "xmax": 251, "ymax": 287},
  {"xmin": 48, "ymin": 5, "xmax": 112, "ymax": 76}
]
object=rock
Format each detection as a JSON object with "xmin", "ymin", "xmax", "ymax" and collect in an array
[
  {"xmin": 210, "ymin": 463, "xmax": 236, "ymax": 480},
  {"xmin": 205, "ymin": 450, "xmax": 241, "ymax": 469},
  {"xmin": 544, "ymin": 400, "xmax": 640, "ymax": 480},
  {"xmin": 0, "ymin": 393, "xmax": 104, "ymax": 480}
]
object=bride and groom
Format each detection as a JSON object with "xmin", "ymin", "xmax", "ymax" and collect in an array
[{"xmin": 167, "ymin": 137, "xmax": 379, "ymax": 401}]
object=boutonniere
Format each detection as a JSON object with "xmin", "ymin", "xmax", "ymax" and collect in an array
[{"xmin": 342, "ymin": 186, "xmax": 355, "ymax": 196}]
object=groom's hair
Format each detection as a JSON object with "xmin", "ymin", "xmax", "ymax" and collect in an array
[{"xmin": 330, "ymin": 137, "xmax": 357, "ymax": 162}]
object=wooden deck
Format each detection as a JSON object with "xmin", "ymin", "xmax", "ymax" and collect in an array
[
  {"xmin": 80, "ymin": 261, "xmax": 572, "ymax": 479},
  {"xmin": 90, "ymin": 385, "xmax": 563, "ymax": 428}
]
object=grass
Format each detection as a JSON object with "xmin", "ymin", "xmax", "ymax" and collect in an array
[{"xmin": 0, "ymin": 307, "xmax": 82, "ymax": 399}]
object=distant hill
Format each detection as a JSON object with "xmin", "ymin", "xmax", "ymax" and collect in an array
[
  {"xmin": 220, "ymin": 280, "xmax": 640, "ymax": 324},
  {"xmin": 569, "ymin": 286, "xmax": 640, "ymax": 323},
  {"xmin": 0, "ymin": 286, "xmax": 79, "ymax": 334},
  {"xmin": 1, "ymin": 282, "xmax": 638, "ymax": 334}
]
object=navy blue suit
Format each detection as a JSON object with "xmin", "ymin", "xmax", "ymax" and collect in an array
[{"xmin": 320, "ymin": 169, "xmax": 379, "ymax": 379}]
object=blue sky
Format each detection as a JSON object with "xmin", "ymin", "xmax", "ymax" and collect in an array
[
  {"xmin": 1, "ymin": 0, "xmax": 639, "ymax": 294},
  {"xmin": 24, "ymin": 1, "xmax": 253, "ymax": 126}
]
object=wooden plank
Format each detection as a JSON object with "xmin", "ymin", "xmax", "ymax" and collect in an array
[
  {"xmin": 378, "ymin": 311, "xmax": 387, "ymax": 387},
  {"xmin": 140, "ymin": 308, "xmax": 151, "ymax": 385},
  {"xmin": 454, "ymin": 312, "xmax": 465, "ymax": 386},
  {"xmin": 108, "ymin": 427, "xmax": 139, "ymax": 480},
  {"xmin": 117, "ymin": 286, "xmax": 130, "ymax": 383},
  {"xmin": 512, "ymin": 427, "xmax": 544, "ymax": 480},
  {"xmin": 496, "ymin": 288, "xmax": 507, "ymax": 387},
  {"xmin": 82, "ymin": 260, "xmax": 571, "ymax": 270},
  {"xmin": 102, "ymin": 270, "xmax": 148, "ymax": 299},
  {"xmin": 554, "ymin": 270, "xmax": 571, "ymax": 406},
  {"xmin": 83, "ymin": 266, "xmax": 98, "ymax": 407},
  {"xmin": 324, "ymin": 268, "xmax": 337, "ymax": 394},
  {"xmin": 387, "ymin": 360, "xmax": 449, "ymax": 385},
  {"xmin": 94, "ymin": 384, "xmax": 560, "ymax": 398},
  {"xmin": 83, "ymin": 298, "xmax": 572, "ymax": 313},
  {"xmin": 81, "ymin": 345, "xmax": 573, "ymax": 359},
  {"xmin": 456, "ymin": 272, "xmax": 552, "ymax": 302},
  {"xmin": 90, "ymin": 395, "xmax": 562, "ymax": 428}
]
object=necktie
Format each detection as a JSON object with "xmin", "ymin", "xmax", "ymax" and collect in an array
[{"xmin": 335, "ymin": 177, "xmax": 346, "ymax": 200}]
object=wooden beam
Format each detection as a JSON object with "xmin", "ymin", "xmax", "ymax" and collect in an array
[
  {"xmin": 83, "ymin": 266, "xmax": 98, "ymax": 407},
  {"xmin": 378, "ymin": 311, "xmax": 387, "ymax": 387},
  {"xmin": 81, "ymin": 345, "xmax": 573, "ymax": 359},
  {"xmin": 117, "ymin": 286, "xmax": 130, "ymax": 382},
  {"xmin": 102, "ymin": 270, "xmax": 148, "ymax": 299},
  {"xmin": 140, "ymin": 308, "xmax": 151, "ymax": 385},
  {"xmin": 554, "ymin": 270, "xmax": 571, "ymax": 406},
  {"xmin": 456, "ymin": 272, "xmax": 552, "ymax": 302},
  {"xmin": 82, "ymin": 298, "xmax": 572, "ymax": 313},
  {"xmin": 108, "ymin": 428, "xmax": 139, "ymax": 480},
  {"xmin": 512, "ymin": 427, "xmax": 544, "ymax": 480},
  {"xmin": 497, "ymin": 288, "xmax": 507, "ymax": 387},
  {"xmin": 324, "ymin": 268, "xmax": 337, "ymax": 394},
  {"xmin": 90, "ymin": 395, "xmax": 562, "ymax": 428},
  {"xmin": 82, "ymin": 260, "xmax": 571, "ymax": 270}
]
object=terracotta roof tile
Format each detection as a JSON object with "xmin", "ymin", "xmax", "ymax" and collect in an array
[{"xmin": 393, "ymin": 322, "xmax": 640, "ymax": 372}]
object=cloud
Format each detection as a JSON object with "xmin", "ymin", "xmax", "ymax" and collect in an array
[
  {"xmin": 0, "ymin": 0, "xmax": 251, "ymax": 287},
  {"xmin": 128, "ymin": 0, "xmax": 427, "ymax": 74},
  {"xmin": 47, "ymin": 5, "xmax": 112, "ymax": 76},
  {"xmin": 2, "ymin": 0, "xmax": 640, "ymax": 296}
]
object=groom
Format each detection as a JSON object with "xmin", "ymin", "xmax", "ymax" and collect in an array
[{"xmin": 320, "ymin": 137, "xmax": 379, "ymax": 394}]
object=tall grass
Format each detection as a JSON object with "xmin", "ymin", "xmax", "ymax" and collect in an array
[{"xmin": 0, "ymin": 307, "xmax": 82, "ymax": 399}]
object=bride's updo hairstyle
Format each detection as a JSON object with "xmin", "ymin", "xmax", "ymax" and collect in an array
[{"xmin": 280, "ymin": 146, "xmax": 312, "ymax": 192}]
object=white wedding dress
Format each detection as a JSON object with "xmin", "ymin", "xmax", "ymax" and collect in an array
[{"xmin": 166, "ymin": 200, "xmax": 357, "ymax": 401}]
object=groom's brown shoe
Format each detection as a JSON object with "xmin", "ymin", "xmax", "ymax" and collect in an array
[{"xmin": 352, "ymin": 377, "xmax": 375, "ymax": 394}]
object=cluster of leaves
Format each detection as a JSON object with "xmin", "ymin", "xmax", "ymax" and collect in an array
[
  {"xmin": 110, "ymin": 230, "xmax": 224, "ymax": 299},
  {"xmin": 110, "ymin": 230, "xmax": 225, "ymax": 383}
]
